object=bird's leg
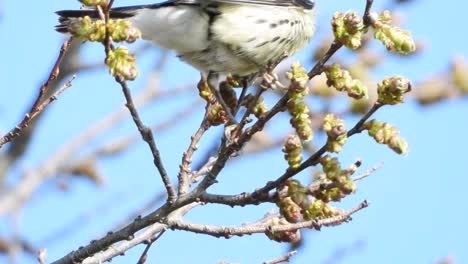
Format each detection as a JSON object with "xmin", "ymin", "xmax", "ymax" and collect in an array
[{"xmin": 207, "ymin": 71, "xmax": 237, "ymax": 125}]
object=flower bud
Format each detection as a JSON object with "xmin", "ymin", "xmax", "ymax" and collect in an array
[
  {"xmin": 372, "ymin": 11, "xmax": 416, "ymax": 55},
  {"xmin": 282, "ymin": 134, "xmax": 303, "ymax": 169},
  {"xmin": 265, "ymin": 218, "xmax": 301, "ymax": 243},
  {"xmin": 332, "ymin": 11, "xmax": 365, "ymax": 50},
  {"xmin": 324, "ymin": 64, "xmax": 368, "ymax": 100},
  {"xmin": 377, "ymin": 76, "xmax": 411, "ymax": 105},
  {"xmin": 105, "ymin": 46, "xmax": 139, "ymax": 80},
  {"xmin": 322, "ymin": 114, "xmax": 347, "ymax": 153},
  {"xmin": 206, "ymin": 103, "xmax": 228, "ymax": 126},
  {"xmin": 365, "ymin": 119, "xmax": 409, "ymax": 155}
]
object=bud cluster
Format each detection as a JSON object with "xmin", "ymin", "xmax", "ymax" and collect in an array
[
  {"xmin": 276, "ymin": 179, "xmax": 344, "ymax": 224},
  {"xmin": 304, "ymin": 199, "xmax": 342, "ymax": 220},
  {"xmin": 377, "ymin": 76, "xmax": 412, "ymax": 105},
  {"xmin": 322, "ymin": 114, "xmax": 347, "ymax": 153},
  {"xmin": 324, "ymin": 63, "xmax": 368, "ymax": 99},
  {"xmin": 332, "ymin": 11, "xmax": 365, "ymax": 49},
  {"xmin": 105, "ymin": 46, "xmax": 138, "ymax": 80},
  {"xmin": 265, "ymin": 217, "xmax": 301, "ymax": 243},
  {"xmin": 311, "ymin": 156, "xmax": 357, "ymax": 202},
  {"xmin": 282, "ymin": 135, "xmax": 303, "ymax": 169},
  {"xmin": 197, "ymin": 77, "xmax": 215, "ymax": 103},
  {"xmin": 364, "ymin": 119, "xmax": 409, "ymax": 155},
  {"xmin": 206, "ymin": 103, "xmax": 229, "ymax": 126},
  {"xmin": 286, "ymin": 62, "xmax": 313, "ymax": 142},
  {"xmin": 68, "ymin": 17, "xmax": 141, "ymax": 43},
  {"xmin": 371, "ymin": 10, "xmax": 416, "ymax": 55}
]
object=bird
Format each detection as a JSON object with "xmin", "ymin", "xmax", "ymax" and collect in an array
[{"xmin": 56, "ymin": 0, "xmax": 316, "ymax": 77}]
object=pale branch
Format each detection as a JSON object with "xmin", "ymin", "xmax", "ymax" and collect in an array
[
  {"xmin": 136, "ymin": 230, "xmax": 166, "ymax": 264},
  {"xmin": 167, "ymin": 201, "xmax": 368, "ymax": 238},
  {"xmin": 59, "ymin": 202, "xmax": 200, "ymax": 264},
  {"xmin": 353, "ymin": 161, "xmax": 383, "ymax": 182},
  {"xmin": 263, "ymin": 250, "xmax": 298, "ymax": 264},
  {"xmin": 178, "ymin": 116, "xmax": 211, "ymax": 195},
  {"xmin": 117, "ymin": 77, "xmax": 177, "ymax": 203},
  {"xmin": 52, "ymin": 198, "xmax": 192, "ymax": 264},
  {"xmin": 81, "ymin": 223, "xmax": 167, "ymax": 264},
  {"xmin": 0, "ymin": 37, "xmax": 74, "ymax": 149}
]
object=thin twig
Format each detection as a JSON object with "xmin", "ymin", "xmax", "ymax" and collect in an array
[
  {"xmin": 178, "ymin": 117, "xmax": 210, "ymax": 195},
  {"xmin": 347, "ymin": 102, "xmax": 382, "ymax": 136},
  {"xmin": 308, "ymin": 40, "xmax": 343, "ymax": 79},
  {"xmin": 100, "ymin": 4, "xmax": 177, "ymax": 202},
  {"xmin": 263, "ymin": 251, "xmax": 298, "ymax": 264},
  {"xmin": 0, "ymin": 37, "xmax": 74, "ymax": 149},
  {"xmin": 118, "ymin": 79, "xmax": 177, "ymax": 203},
  {"xmin": 136, "ymin": 230, "xmax": 166, "ymax": 264},
  {"xmin": 353, "ymin": 161, "xmax": 383, "ymax": 182}
]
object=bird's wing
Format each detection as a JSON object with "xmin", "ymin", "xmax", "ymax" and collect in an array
[{"xmin": 175, "ymin": 0, "xmax": 314, "ymax": 9}]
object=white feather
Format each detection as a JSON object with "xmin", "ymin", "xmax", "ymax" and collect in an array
[{"xmin": 130, "ymin": 6, "xmax": 210, "ymax": 53}]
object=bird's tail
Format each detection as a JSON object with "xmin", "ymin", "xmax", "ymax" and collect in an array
[{"xmin": 55, "ymin": 8, "xmax": 137, "ymax": 33}]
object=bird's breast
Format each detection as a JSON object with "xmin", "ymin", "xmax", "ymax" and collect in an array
[{"xmin": 211, "ymin": 4, "xmax": 316, "ymax": 65}]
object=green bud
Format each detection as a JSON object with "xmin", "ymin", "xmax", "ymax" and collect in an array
[
  {"xmin": 372, "ymin": 11, "xmax": 416, "ymax": 55},
  {"xmin": 287, "ymin": 98, "xmax": 313, "ymax": 142},
  {"xmin": 332, "ymin": 11, "xmax": 364, "ymax": 50},
  {"xmin": 107, "ymin": 19, "xmax": 142, "ymax": 43},
  {"xmin": 265, "ymin": 218, "xmax": 301, "ymax": 243},
  {"xmin": 324, "ymin": 64, "xmax": 368, "ymax": 99},
  {"xmin": 282, "ymin": 134, "xmax": 303, "ymax": 169},
  {"xmin": 206, "ymin": 103, "xmax": 228, "ymax": 126},
  {"xmin": 377, "ymin": 76, "xmax": 412, "ymax": 105},
  {"xmin": 197, "ymin": 77, "xmax": 215, "ymax": 103},
  {"xmin": 226, "ymin": 74, "xmax": 243, "ymax": 87},
  {"xmin": 388, "ymin": 136, "xmax": 409, "ymax": 155},
  {"xmin": 68, "ymin": 16, "xmax": 106, "ymax": 42},
  {"xmin": 278, "ymin": 197, "xmax": 303, "ymax": 223},
  {"xmin": 105, "ymin": 46, "xmax": 138, "ymax": 80},
  {"xmin": 365, "ymin": 119, "xmax": 409, "ymax": 155},
  {"xmin": 323, "ymin": 114, "xmax": 347, "ymax": 153},
  {"xmin": 304, "ymin": 200, "xmax": 340, "ymax": 220},
  {"xmin": 252, "ymin": 96, "xmax": 268, "ymax": 118}
]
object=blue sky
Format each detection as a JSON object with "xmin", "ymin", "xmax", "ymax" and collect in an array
[{"xmin": 0, "ymin": 0, "xmax": 467, "ymax": 263}]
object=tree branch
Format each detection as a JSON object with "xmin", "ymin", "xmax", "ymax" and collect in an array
[
  {"xmin": 117, "ymin": 77, "xmax": 176, "ymax": 203},
  {"xmin": 263, "ymin": 250, "xmax": 297, "ymax": 264},
  {"xmin": 167, "ymin": 201, "xmax": 368, "ymax": 238},
  {"xmin": 0, "ymin": 37, "xmax": 74, "ymax": 149}
]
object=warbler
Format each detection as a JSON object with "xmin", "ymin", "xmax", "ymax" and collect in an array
[{"xmin": 56, "ymin": 0, "xmax": 316, "ymax": 77}]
